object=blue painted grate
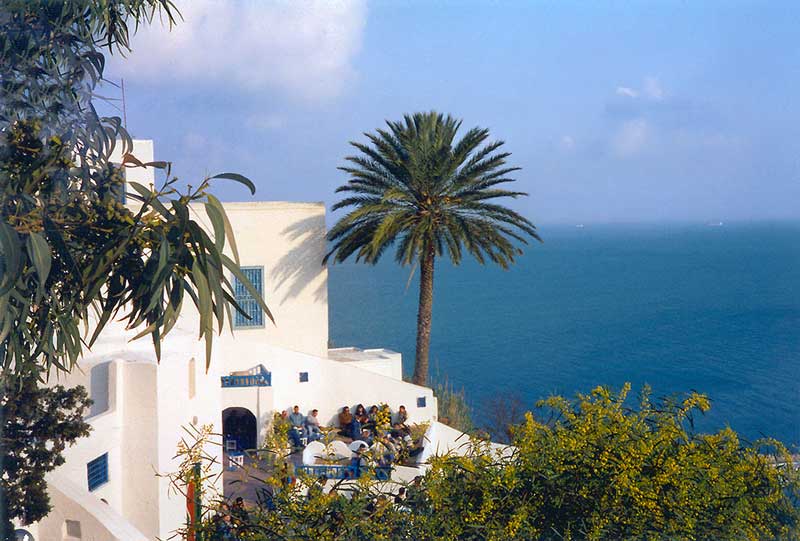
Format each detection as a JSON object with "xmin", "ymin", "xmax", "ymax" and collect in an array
[
  {"xmin": 298, "ymin": 464, "xmax": 391, "ymax": 480},
  {"xmin": 220, "ymin": 366, "xmax": 272, "ymax": 388},
  {"xmin": 234, "ymin": 267, "xmax": 264, "ymax": 327},
  {"xmin": 87, "ymin": 453, "xmax": 108, "ymax": 491}
]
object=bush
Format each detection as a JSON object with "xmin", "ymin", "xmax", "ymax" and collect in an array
[
  {"xmin": 435, "ymin": 377, "xmax": 474, "ymax": 434},
  {"xmin": 187, "ymin": 384, "xmax": 800, "ymax": 540}
]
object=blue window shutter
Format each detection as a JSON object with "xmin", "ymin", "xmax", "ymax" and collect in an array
[
  {"xmin": 87, "ymin": 453, "xmax": 109, "ymax": 491},
  {"xmin": 233, "ymin": 267, "xmax": 264, "ymax": 328}
]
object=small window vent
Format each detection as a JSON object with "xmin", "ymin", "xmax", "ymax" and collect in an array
[{"xmin": 87, "ymin": 453, "xmax": 108, "ymax": 491}]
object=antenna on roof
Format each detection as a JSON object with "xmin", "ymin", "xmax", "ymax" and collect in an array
[
  {"xmin": 120, "ymin": 78, "xmax": 127, "ymax": 129},
  {"xmin": 98, "ymin": 79, "xmax": 128, "ymax": 134}
]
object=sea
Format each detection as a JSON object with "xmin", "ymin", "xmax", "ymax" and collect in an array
[{"xmin": 328, "ymin": 222, "xmax": 800, "ymax": 448}]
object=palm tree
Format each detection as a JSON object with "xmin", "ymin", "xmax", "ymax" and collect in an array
[{"xmin": 324, "ymin": 112, "xmax": 541, "ymax": 386}]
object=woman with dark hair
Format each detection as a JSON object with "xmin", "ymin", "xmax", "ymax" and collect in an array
[
  {"xmin": 368, "ymin": 405, "xmax": 379, "ymax": 423},
  {"xmin": 352, "ymin": 403, "xmax": 367, "ymax": 438},
  {"xmin": 355, "ymin": 404, "xmax": 369, "ymax": 424},
  {"xmin": 365, "ymin": 404, "xmax": 379, "ymax": 432}
]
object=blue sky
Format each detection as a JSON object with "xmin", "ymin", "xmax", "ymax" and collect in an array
[{"xmin": 101, "ymin": 0, "xmax": 800, "ymax": 224}]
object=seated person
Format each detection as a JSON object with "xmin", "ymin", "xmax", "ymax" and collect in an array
[
  {"xmin": 390, "ymin": 422, "xmax": 411, "ymax": 439},
  {"xmin": 279, "ymin": 410, "xmax": 302, "ymax": 448},
  {"xmin": 366, "ymin": 405, "xmax": 379, "ymax": 429},
  {"xmin": 352, "ymin": 404, "xmax": 368, "ymax": 438},
  {"xmin": 349, "ymin": 443, "xmax": 367, "ymax": 478},
  {"xmin": 360, "ymin": 428, "xmax": 374, "ymax": 446},
  {"xmin": 305, "ymin": 409, "xmax": 322, "ymax": 441},
  {"xmin": 355, "ymin": 404, "xmax": 369, "ymax": 424},
  {"xmin": 288, "ymin": 405, "xmax": 305, "ymax": 448},
  {"xmin": 376, "ymin": 436, "xmax": 397, "ymax": 467},
  {"xmin": 408, "ymin": 437, "xmax": 425, "ymax": 458},
  {"xmin": 338, "ymin": 406, "xmax": 354, "ymax": 437},
  {"xmin": 394, "ymin": 404, "xmax": 409, "ymax": 427}
]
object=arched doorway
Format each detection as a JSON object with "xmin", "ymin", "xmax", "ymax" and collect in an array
[{"xmin": 222, "ymin": 407, "xmax": 257, "ymax": 452}]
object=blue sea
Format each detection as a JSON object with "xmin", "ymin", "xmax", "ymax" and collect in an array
[{"xmin": 328, "ymin": 223, "xmax": 800, "ymax": 447}]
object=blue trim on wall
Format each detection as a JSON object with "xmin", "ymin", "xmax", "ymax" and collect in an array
[{"xmin": 87, "ymin": 453, "xmax": 108, "ymax": 491}]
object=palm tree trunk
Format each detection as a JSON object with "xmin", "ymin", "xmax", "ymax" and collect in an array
[{"xmin": 413, "ymin": 247, "xmax": 435, "ymax": 386}]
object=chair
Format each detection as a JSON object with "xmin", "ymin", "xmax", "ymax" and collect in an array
[{"xmin": 228, "ymin": 452, "xmax": 244, "ymax": 471}]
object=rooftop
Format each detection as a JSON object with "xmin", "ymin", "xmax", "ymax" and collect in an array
[{"xmin": 328, "ymin": 347, "xmax": 400, "ymax": 363}]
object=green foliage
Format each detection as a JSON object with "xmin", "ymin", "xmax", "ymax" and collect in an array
[
  {"xmin": 325, "ymin": 111, "xmax": 540, "ymax": 385},
  {"xmin": 262, "ymin": 412, "xmax": 291, "ymax": 460},
  {"xmin": 0, "ymin": 120, "xmax": 270, "ymax": 376},
  {"xmin": 325, "ymin": 111, "xmax": 540, "ymax": 268},
  {"xmin": 424, "ymin": 384, "xmax": 800, "ymax": 540},
  {"xmin": 189, "ymin": 385, "xmax": 799, "ymax": 540},
  {"xmin": 0, "ymin": 3, "xmax": 270, "ymax": 534},
  {"xmin": 0, "ymin": 1, "xmax": 271, "ymax": 376},
  {"xmin": 435, "ymin": 378, "xmax": 474, "ymax": 433},
  {"xmin": 0, "ymin": 374, "xmax": 92, "ymax": 536}
]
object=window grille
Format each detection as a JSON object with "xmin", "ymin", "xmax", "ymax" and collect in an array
[
  {"xmin": 87, "ymin": 453, "xmax": 109, "ymax": 491},
  {"xmin": 233, "ymin": 267, "xmax": 264, "ymax": 328}
]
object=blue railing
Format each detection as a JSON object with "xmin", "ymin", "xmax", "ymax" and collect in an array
[
  {"xmin": 299, "ymin": 464, "xmax": 392, "ymax": 481},
  {"xmin": 220, "ymin": 365, "xmax": 271, "ymax": 387}
]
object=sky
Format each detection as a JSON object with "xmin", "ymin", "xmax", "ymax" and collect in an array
[{"xmin": 100, "ymin": 0, "xmax": 800, "ymax": 225}]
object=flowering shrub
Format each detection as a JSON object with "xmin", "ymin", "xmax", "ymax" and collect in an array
[
  {"xmin": 181, "ymin": 385, "xmax": 800, "ymax": 540},
  {"xmin": 375, "ymin": 403, "xmax": 392, "ymax": 432},
  {"xmin": 261, "ymin": 412, "xmax": 290, "ymax": 460}
]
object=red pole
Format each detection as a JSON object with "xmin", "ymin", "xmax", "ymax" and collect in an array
[{"xmin": 186, "ymin": 480, "xmax": 196, "ymax": 541}]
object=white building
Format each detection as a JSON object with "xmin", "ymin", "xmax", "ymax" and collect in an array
[{"xmin": 19, "ymin": 141, "xmax": 464, "ymax": 541}]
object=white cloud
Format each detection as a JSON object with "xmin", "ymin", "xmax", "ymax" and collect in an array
[
  {"xmin": 612, "ymin": 118, "xmax": 649, "ymax": 157},
  {"xmin": 108, "ymin": 0, "xmax": 367, "ymax": 102},
  {"xmin": 616, "ymin": 86, "xmax": 639, "ymax": 98},
  {"xmin": 643, "ymin": 76, "xmax": 664, "ymax": 100},
  {"xmin": 559, "ymin": 135, "xmax": 576, "ymax": 151},
  {"xmin": 615, "ymin": 77, "xmax": 665, "ymax": 101}
]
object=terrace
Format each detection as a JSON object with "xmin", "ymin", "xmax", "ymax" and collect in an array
[{"xmin": 220, "ymin": 364, "xmax": 271, "ymax": 388}]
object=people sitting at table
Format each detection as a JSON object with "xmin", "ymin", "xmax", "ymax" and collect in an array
[{"xmin": 305, "ymin": 409, "xmax": 322, "ymax": 441}]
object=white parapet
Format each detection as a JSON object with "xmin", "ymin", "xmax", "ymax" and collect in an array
[{"xmin": 328, "ymin": 347, "xmax": 403, "ymax": 380}]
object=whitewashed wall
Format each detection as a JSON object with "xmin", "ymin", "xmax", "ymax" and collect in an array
[
  {"xmin": 174, "ymin": 201, "xmax": 330, "ymax": 359},
  {"xmin": 30, "ymin": 474, "xmax": 149, "ymax": 541},
  {"xmin": 244, "ymin": 345, "xmax": 437, "ymax": 429},
  {"xmin": 34, "ymin": 139, "xmax": 461, "ymax": 539},
  {"xmin": 43, "ymin": 327, "xmax": 226, "ymax": 540}
]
